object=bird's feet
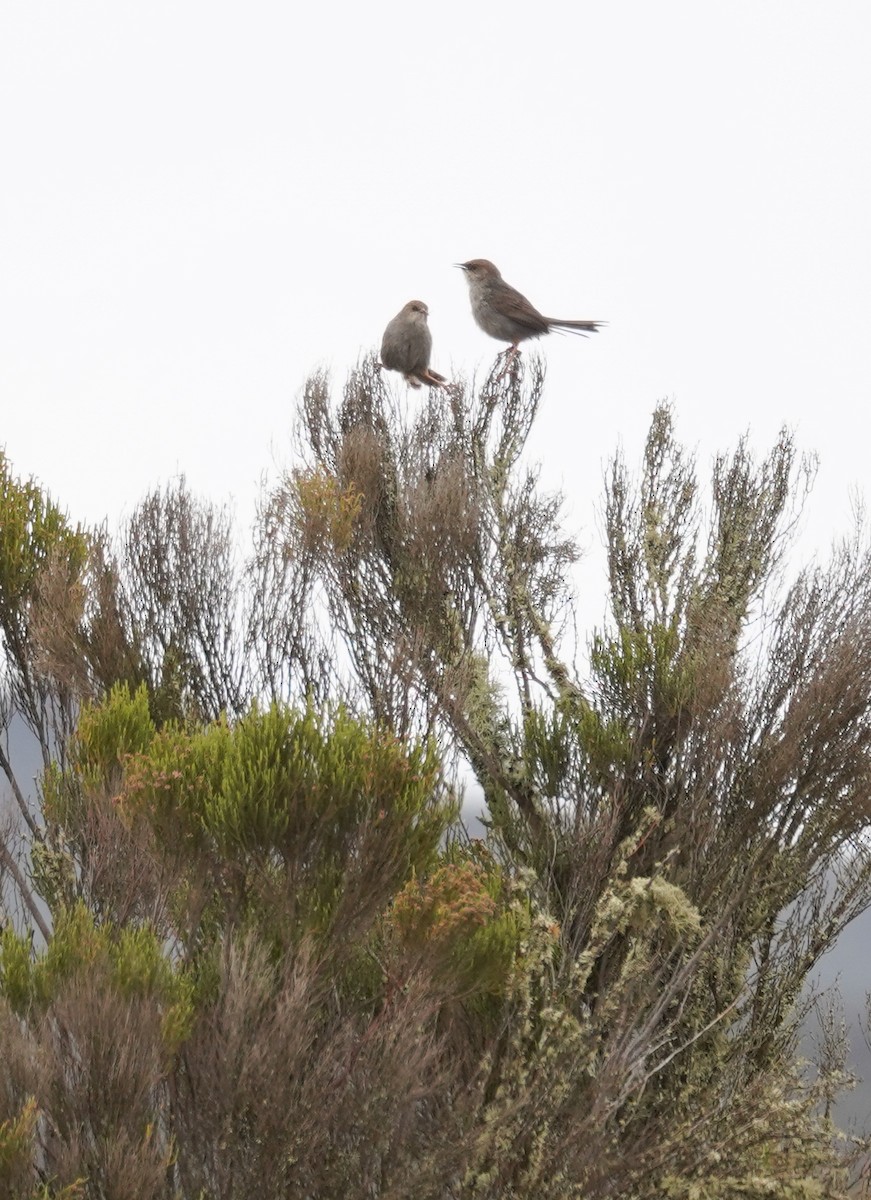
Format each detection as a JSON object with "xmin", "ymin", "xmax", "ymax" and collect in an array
[{"xmin": 495, "ymin": 344, "xmax": 522, "ymax": 384}]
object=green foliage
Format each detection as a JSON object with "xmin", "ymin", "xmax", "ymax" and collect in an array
[
  {"xmin": 523, "ymin": 704, "xmax": 634, "ymax": 799},
  {"xmin": 29, "ymin": 1184, "xmax": 87, "ymax": 1200},
  {"xmin": 48, "ymin": 688, "xmax": 453, "ymax": 948},
  {"xmin": 390, "ymin": 848, "xmax": 526, "ymax": 997},
  {"xmin": 73, "ymin": 681, "xmax": 156, "ymax": 782},
  {"xmin": 204, "ymin": 701, "xmax": 440, "ymax": 859},
  {"xmin": 0, "ymin": 1098, "xmax": 38, "ymax": 1192},
  {"xmin": 590, "ymin": 622, "xmax": 695, "ymax": 717},
  {"xmin": 110, "ymin": 923, "xmax": 195, "ymax": 1047},
  {"xmin": 0, "ymin": 925, "xmax": 34, "ymax": 1015},
  {"xmin": 37, "ymin": 902, "xmax": 104, "ymax": 1004},
  {"xmin": 41, "ymin": 682, "xmax": 157, "ymax": 835},
  {"xmin": 0, "ymin": 451, "xmax": 87, "ymax": 643},
  {"xmin": 459, "ymin": 913, "xmax": 594, "ymax": 1197},
  {"xmin": 0, "ymin": 904, "xmax": 193, "ymax": 1040}
]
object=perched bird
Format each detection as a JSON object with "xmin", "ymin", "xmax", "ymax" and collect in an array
[
  {"xmin": 380, "ymin": 300, "xmax": 447, "ymax": 389},
  {"xmin": 457, "ymin": 259, "xmax": 604, "ymax": 355}
]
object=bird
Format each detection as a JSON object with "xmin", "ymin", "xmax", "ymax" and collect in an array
[
  {"xmin": 457, "ymin": 259, "xmax": 604, "ymax": 356},
  {"xmin": 379, "ymin": 300, "xmax": 447, "ymax": 389}
]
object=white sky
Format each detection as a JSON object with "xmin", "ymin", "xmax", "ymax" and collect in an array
[{"xmin": 2, "ymin": 1, "xmax": 869, "ymax": 558}]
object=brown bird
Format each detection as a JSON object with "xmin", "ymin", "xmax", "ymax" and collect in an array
[
  {"xmin": 457, "ymin": 259, "xmax": 604, "ymax": 355},
  {"xmin": 380, "ymin": 300, "xmax": 447, "ymax": 389}
]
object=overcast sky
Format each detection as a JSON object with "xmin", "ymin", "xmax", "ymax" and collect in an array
[{"xmin": 2, "ymin": 1, "xmax": 869, "ymax": 549}]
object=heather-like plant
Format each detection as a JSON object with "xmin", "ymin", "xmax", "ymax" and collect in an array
[{"xmin": 1, "ymin": 357, "xmax": 870, "ymax": 1196}]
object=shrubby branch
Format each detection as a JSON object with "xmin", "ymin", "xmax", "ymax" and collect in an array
[{"xmin": 0, "ymin": 359, "xmax": 869, "ymax": 1196}]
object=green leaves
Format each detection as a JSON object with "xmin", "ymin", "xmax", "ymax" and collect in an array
[
  {"xmin": 0, "ymin": 451, "xmax": 87, "ymax": 631},
  {"xmin": 51, "ymin": 688, "xmax": 452, "ymax": 944},
  {"xmin": 0, "ymin": 904, "xmax": 192, "ymax": 1038}
]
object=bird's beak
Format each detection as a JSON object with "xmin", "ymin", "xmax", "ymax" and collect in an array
[{"xmin": 454, "ymin": 263, "xmax": 468, "ymax": 271}]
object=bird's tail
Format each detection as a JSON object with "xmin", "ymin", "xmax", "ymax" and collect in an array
[
  {"xmin": 411, "ymin": 368, "xmax": 448, "ymax": 388},
  {"xmin": 548, "ymin": 319, "xmax": 605, "ymax": 336}
]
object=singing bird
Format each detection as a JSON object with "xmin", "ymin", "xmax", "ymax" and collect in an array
[
  {"xmin": 380, "ymin": 300, "xmax": 447, "ymax": 389},
  {"xmin": 458, "ymin": 259, "xmax": 604, "ymax": 354}
]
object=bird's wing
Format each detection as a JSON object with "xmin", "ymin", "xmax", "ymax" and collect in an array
[
  {"xmin": 495, "ymin": 286, "xmax": 551, "ymax": 334},
  {"xmin": 381, "ymin": 319, "xmax": 432, "ymax": 373}
]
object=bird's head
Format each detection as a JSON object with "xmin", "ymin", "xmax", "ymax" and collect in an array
[
  {"xmin": 456, "ymin": 259, "xmax": 501, "ymax": 281},
  {"xmin": 402, "ymin": 300, "xmax": 429, "ymax": 321}
]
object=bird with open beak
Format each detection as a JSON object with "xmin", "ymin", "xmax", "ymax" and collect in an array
[{"xmin": 457, "ymin": 259, "xmax": 604, "ymax": 357}]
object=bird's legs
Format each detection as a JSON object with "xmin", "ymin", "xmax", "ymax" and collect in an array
[{"xmin": 495, "ymin": 343, "xmax": 522, "ymax": 383}]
